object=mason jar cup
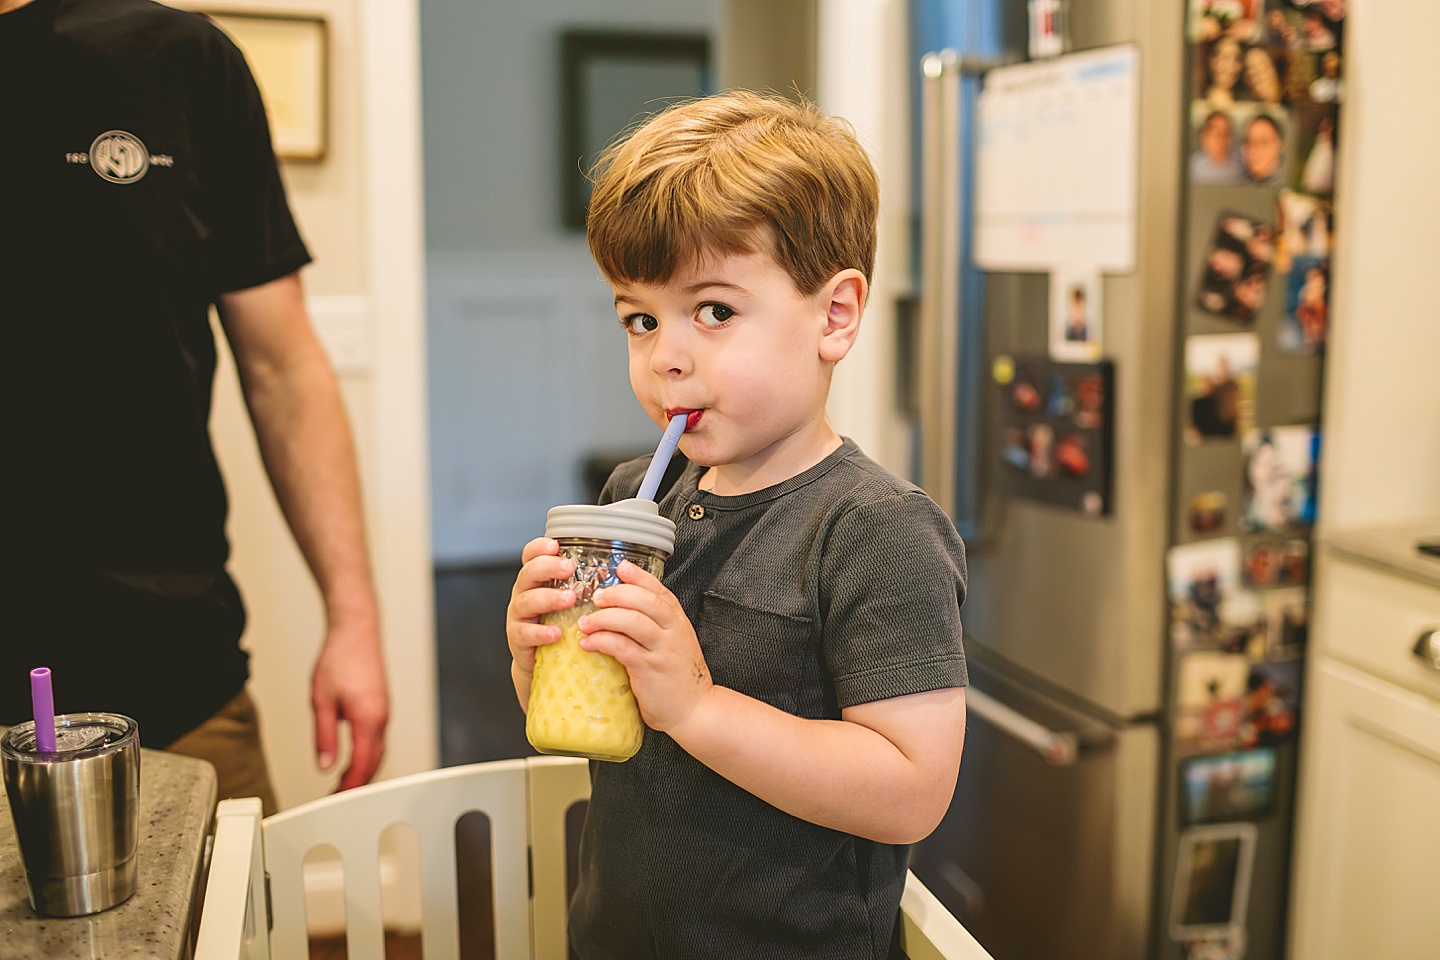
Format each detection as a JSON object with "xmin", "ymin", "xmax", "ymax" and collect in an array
[{"xmin": 525, "ymin": 499, "xmax": 676, "ymax": 762}]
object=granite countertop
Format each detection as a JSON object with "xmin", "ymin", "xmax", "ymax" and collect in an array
[
  {"xmin": 0, "ymin": 740, "xmax": 217, "ymax": 960},
  {"xmin": 1322, "ymin": 519, "xmax": 1440, "ymax": 590}
]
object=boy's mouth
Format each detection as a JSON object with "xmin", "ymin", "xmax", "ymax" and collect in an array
[{"xmin": 666, "ymin": 408, "xmax": 704, "ymax": 431}]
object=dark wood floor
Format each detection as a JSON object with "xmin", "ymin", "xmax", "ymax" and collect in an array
[
  {"xmin": 309, "ymin": 932, "xmax": 423, "ymax": 960},
  {"xmin": 436, "ymin": 563, "xmax": 533, "ymax": 767}
]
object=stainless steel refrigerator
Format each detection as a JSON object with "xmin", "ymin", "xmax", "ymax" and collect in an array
[{"xmin": 907, "ymin": 2, "xmax": 1332, "ymax": 959}]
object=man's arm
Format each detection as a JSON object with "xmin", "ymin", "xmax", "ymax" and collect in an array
[{"xmin": 216, "ymin": 272, "xmax": 389, "ymax": 790}]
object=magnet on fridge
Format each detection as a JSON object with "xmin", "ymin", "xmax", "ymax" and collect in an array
[
  {"xmin": 1027, "ymin": 423, "xmax": 1054, "ymax": 477},
  {"xmin": 1169, "ymin": 817, "xmax": 1261, "ymax": 944},
  {"xmin": 1002, "ymin": 427, "xmax": 1030, "ymax": 471},
  {"xmin": 1054, "ymin": 432, "xmax": 1090, "ymax": 477},
  {"xmin": 1049, "ymin": 266, "xmax": 1103, "ymax": 361},
  {"xmin": 1169, "ymin": 823, "xmax": 1257, "ymax": 946},
  {"xmin": 1259, "ymin": 587, "xmax": 1308, "ymax": 661},
  {"xmin": 1047, "ymin": 374, "xmax": 1075, "ymax": 418},
  {"xmin": 1028, "ymin": 0, "xmax": 1069, "ymax": 59},
  {"xmin": 992, "ymin": 354, "xmax": 1016, "ymax": 385},
  {"xmin": 1179, "ymin": 748, "xmax": 1278, "ymax": 825},
  {"xmin": 1240, "ymin": 426, "xmax": 1318, "ymax": 533},
  {"xmin": 1195, "ymin": 212, "xmax": 1275, "ymax": 325},
  {"xmin": 1241, "ymin": 539, "xmax": 1309, "ymax": 588},
  {"xmin": 1189, "ymin": 491, "xmax": 1229, "ymax": 533},
  {"xmin": 1238, "ymin": 658, "xmax": 1301, "ymax": 748},
  {"xmin": 1073, "ymin": 373, "xmax": 1106, "ymax": 429},
  {"xmin": 1012, "ymin": 374, "xmax": 1042, "ymax": 412},
  {"xmin": 1184, "ymin": 333, "xmax": 1258, "ymax": 445},
  {"xmin": 1168, "ymin": 539, "xmax": 1243, "ymax": 652}
]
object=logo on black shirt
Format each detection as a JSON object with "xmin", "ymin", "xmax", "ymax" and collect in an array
[{"xmin": 89, "ymin": 131, "xmax": 150, "ymax": 184}]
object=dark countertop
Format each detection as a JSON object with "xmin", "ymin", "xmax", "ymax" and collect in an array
[
  {"xmin": 0, "ymin": 740, "xmax": 217, "ymax": 960},
  {"xmin": 1323, "ymin": 519, "xmax": 1440, "ymax": 590}
]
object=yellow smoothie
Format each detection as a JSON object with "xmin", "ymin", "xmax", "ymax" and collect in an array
[{"xmin": 526, "ymin": 602, "xmax": 643, "ymax": 761}]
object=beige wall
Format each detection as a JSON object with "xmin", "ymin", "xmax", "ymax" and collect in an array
[
  {"xmin": 720, "ymin": 0, "xmax": 817, "ymax": 98},
  {"xmin": 171, "ymin": 0, "xmax": 436, "ymax": 809},
  {"xmin": 816, "ymin": 0, "xmax": 913, "ymax": 477}
]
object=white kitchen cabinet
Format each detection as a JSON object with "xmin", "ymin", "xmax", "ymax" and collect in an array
[{"xmin": 1290, "ymin": 539, "xmax": 1440, "ymax": 959}]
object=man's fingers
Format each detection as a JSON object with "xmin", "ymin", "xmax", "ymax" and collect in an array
[
  {"xmin": 313, "ymin": 688, "xmax": 338, "ymax": 771},
  {"xmin": 339, "ymin": 715, "xmax": 386, "ymax": 791}
]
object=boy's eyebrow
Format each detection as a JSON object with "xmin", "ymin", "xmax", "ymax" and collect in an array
[
  {"xmin": 680, "ymin": 279, "xmax": 748, "ymax": 296},
  {"xmin": 613, "ymin": 280, "xmax": 748, "ymax": 308}
]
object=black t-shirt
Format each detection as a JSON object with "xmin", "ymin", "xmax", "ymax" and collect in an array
[
  {"xmin": 571, "ymin": 440, "xmax": 968, "ymax": 960},
  {"xmin": 0, "ymin": 0, "xmax": 311, "ymax": 745}
]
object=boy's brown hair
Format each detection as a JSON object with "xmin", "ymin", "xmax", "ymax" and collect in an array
[{"xmin": 586, "ymin": 91, "xmax": 879, "ymax": 297}]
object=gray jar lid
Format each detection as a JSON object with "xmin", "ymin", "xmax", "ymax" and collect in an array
[{"xmin": 545, "ymin": 498, "xmax": 676, "ymax": 555}]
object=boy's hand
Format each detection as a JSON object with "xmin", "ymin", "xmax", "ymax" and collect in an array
[
  {"xmin": 577, "ymin": 560, "xmax": 713, "ymax": 731},
  {"xmin": 505, "ymin": 537, "xmax": 576, "ymax": 676}
]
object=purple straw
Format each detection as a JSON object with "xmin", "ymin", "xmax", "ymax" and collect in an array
[
  {"xmin": 637, "ymin": 414, "xmax": 689, "ymax": 501},
  {"xmin": 31, "ymin": 667, "xmax": 56, "ymax": 753}
]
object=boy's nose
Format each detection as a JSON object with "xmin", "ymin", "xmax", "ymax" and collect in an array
[{"xmin": 649, "ymin": 322, "xmax": 691, "ymax": 377}]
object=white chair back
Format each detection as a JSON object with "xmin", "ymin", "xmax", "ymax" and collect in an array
[{"xmin": 195, "ymin": 755, "xmax": 992, "ymax": 960}]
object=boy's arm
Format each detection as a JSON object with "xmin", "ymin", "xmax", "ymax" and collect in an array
[
  {"xmin": 669, "ymin": 683, "xmax": 966, "ymax": 845},
  {"xmin": 582, "ymin": 557, "xmax": 966, "ymax": 845},
  {"xmin": 580, "ymin": 490, "xmax": 968, "ymax": 843}
]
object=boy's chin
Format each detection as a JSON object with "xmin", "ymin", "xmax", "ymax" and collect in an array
[{"xmin": 677, "ymin": 443, "xmax": 718, "ymax": 467}]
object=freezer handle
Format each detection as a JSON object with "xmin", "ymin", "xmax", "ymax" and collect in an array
[{"xmin": 966, "ymin": 687, "xmax": 1083, "ymax": 766}]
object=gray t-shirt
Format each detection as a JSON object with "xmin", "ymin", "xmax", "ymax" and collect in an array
[{"xmin": 569, "ymin": 439, "xmax": 968, "ymax": 960}]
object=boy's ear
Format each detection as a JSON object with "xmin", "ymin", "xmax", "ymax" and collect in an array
[{"xmin": 818, "ymin": 269, "xmax": 867, "ymax": 363}]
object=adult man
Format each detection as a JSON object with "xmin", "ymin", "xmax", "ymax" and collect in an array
[{"xmin": 0, "ymin": 0, "xmax": 388, "ymax": 815}]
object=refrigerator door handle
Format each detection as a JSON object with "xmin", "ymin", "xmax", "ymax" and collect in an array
[
  {"xmin": 966, "ymin": 687, "xmax": 1090, "ymax": 766},
  {"xmin": 918, "ymin": 50, "xmax": 963, "ymax": 520}
]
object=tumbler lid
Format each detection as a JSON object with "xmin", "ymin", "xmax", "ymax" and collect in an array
[{"xmin": 545, "ymin": 499, "xmax": 676, "ymax": 555}]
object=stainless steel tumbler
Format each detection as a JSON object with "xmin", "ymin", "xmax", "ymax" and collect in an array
[{"xmin": 1, "ymin": 713, "xmax": 141, "ymax": 916}]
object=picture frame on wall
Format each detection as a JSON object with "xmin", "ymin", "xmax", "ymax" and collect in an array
[
  {"xmin": 560, "ymin": 30, "xmax": 712, "ymax": 229},
  {"xmin": 206, "ymin": 11, "xmax": 329, "ymax": 162}
]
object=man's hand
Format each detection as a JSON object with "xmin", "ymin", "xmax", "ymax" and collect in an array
[{"xmin": 312, "ymin": 619, "xmax": 389, "ymax": 790}]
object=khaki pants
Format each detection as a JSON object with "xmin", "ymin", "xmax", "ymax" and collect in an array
[{"xmin": 168, "ymin": 688, "xmax": 280, "ymax": 817}]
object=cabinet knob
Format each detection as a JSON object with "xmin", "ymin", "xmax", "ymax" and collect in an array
[{"xmin": 1414, "ymin": 629, "xmax": 1440, "ymax": 672}]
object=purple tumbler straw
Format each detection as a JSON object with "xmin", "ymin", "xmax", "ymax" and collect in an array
[{"xmin": 30, "ymin": 667, "xmax": 56, "ymax": 754}]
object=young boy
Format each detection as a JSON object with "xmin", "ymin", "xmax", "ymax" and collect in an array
[{"xmin": 506, "ymin": 91, "xmax": 968, "ymax": 959}]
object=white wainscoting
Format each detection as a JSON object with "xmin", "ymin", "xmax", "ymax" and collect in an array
[{"xmin": 427, "ymin": 250, "xmax": 659, "ymax": 566}]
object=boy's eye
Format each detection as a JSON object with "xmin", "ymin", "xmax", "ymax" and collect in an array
[
  {"xmin": 621, "ymin": 313, "xmax": 658, "ymax": 335},
  {"xmin": 697, "ymin": 303, "xmax": 734, "ymax": 326}
]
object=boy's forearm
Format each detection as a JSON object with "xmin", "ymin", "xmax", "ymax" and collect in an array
[{"xmin": 666, "ymin": 685, "xmax": 965, "ymax": 845}]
